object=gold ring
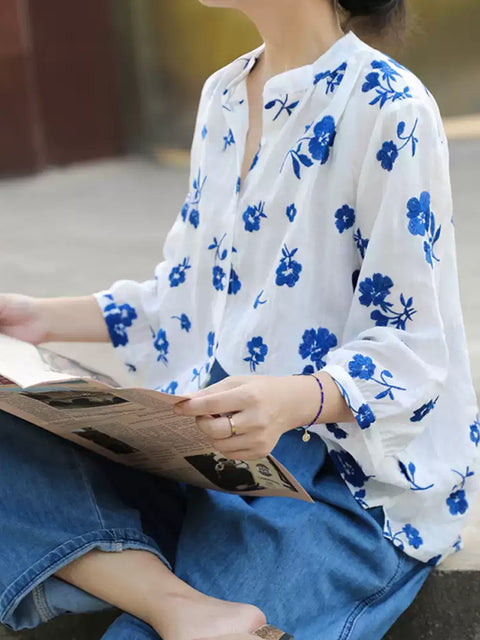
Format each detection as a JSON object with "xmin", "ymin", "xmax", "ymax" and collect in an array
[{"xmin": 227, "ymin": 413, "xmax": 236, "ymax": 436}]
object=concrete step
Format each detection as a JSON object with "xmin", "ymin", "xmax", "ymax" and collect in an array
[{"xmin": 1, "ymin": 569, "xmax": 480, "ymax": 639}]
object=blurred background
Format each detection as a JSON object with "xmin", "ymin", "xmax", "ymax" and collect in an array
[{"xmin": 1, "ymin": 0, "xmax": 479, "ymax": 173}]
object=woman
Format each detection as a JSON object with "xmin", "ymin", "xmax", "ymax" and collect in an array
[{"xmin": 0, "ymin": 0, "xmax": 478, "ymax": 638}]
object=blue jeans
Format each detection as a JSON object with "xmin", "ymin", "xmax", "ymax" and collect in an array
[{"xmin": 0, "ymin": 359, "xmax": 432, "ymax": 639}]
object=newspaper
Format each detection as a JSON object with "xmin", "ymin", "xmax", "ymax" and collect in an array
[{"xmin": 0, "ymin": 334, "xmax": 313, "ymax": 502}]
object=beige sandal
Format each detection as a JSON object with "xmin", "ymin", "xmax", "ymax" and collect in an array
[{"xmin": 253, "ymin": 625, "xmax": 294, "ymax": 639}]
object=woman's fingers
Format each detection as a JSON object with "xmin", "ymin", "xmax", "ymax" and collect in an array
[{"xmin": 196, "ymin": 413, "xmax": 240, "ymax": 440}]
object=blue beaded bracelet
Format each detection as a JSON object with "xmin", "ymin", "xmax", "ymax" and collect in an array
[{"xmin": 292, "ymin": 372, "xmax": 325, "ymax": 442}]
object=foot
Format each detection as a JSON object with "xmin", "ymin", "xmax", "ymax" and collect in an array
[{"xmin": 152, "ymin": 591, "xmax": 266, "ymax": 640}]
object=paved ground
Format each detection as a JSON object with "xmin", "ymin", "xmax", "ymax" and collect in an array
[{"xmin": 1, "ymin": 142, "xmax": 479, "ymax": 569}]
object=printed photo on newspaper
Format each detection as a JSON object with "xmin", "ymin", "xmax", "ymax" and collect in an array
[{"xmin": 0, "ymin": 333, "xmax": 313, "ymax": 502}]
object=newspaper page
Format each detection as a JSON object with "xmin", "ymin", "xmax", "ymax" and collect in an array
[{"xmin": 0, "ymin": 334, "xmax": 313, "ymax": 502}]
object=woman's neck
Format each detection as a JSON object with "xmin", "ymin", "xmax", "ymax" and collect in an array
[{"xmin": 241, "ymin": 0, "xmax": 345, "ymax": 80}]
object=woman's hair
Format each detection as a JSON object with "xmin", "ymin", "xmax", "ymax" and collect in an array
[{"xmin": 336, "ymin": 0, "xmax": 408, "ymax": 43}]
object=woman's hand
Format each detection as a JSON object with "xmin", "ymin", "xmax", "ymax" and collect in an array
[{"xmin": 172, "ymin": 373, "xmax": 321, "ymax": 460}]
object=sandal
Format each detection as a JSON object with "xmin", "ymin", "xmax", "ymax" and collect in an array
[{"xmin": 253, "ymin": 625, "xmax": 294, "ymax": 639}]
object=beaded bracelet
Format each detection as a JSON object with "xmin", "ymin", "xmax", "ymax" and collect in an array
[{"xmin": 292, "ymin": 372, "xmax": 325, "ymax": 442}]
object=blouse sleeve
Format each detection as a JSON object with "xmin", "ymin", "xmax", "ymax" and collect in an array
[
  {"xmin": 91, "ymin": 75, "xmax": 214, "ymax": 382},
  {"xmin": 315, "ymin": 96, "xmax": 453, "ymax": 469}
]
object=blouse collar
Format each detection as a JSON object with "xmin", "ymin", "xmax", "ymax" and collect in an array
[{"xmin": 221, "ymin": 29, "xmax": 364, "ymax": 107}]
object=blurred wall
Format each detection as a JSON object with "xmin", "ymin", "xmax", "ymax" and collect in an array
[{"xmin": 119, "ymin": 0, "xmax": 480, "ymax": 151}]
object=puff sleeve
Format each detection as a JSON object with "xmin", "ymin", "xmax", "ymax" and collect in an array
[{"xmin": 314, "ymin": 96, "xmax": 453, "ymax": 470}]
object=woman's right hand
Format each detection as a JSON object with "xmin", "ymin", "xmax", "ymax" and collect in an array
[{"xmin": 0, "ymin": 294, "xmax": 48, "ymax": 344}]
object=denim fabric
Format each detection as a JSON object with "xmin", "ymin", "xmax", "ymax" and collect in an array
[{"xmin": 0, "ymin": 358, "xmax": 432, "ymax": 639}]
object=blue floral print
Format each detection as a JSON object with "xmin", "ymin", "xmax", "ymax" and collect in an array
[
  {"xmin": 298, "ymin": 326, "xmax": 338, "ymax": 371},
  {"xmin": 398, "ymin": 461, "xmax": 434, "ymax": 491},
  {"xmin": 207, "ymin": 331, "xmax": 215, "ymax": 358},
  {"xmin": 406, "ymin": 191, "xmax": 442, "ymax": 267},
  {"xmin": 313, "ymin": 61, "xmax": 347, "ymax": 94},
  {"xmin": 103, "ymin": 299, "xmax": 138, "ymax": 348},
  {"xmin": 348, "ymin": 354, "xmax": 406, "ymax": 400},
  {"xmin": 281, "ymin": 116, "xmax": 336, "ymax": 179},
  {"xmin": 353, "ymin": 228, "xmax": 369, "ymax": 259},
  {"xmin": 329, "ymin": 450, "xmax": 372, "ymax": 487},
  {"xmin": 276, "ymin": 244, "xmax": 303, "ymax": 287},
  {"xmin": 208, "ymin": 235, "xmax": 229, "ymax": 291},
  {"xmin": 362, "ymin": 59, "xmax": 412, "ymax": 108},
  {"xmin": 410, "ymin": 396, "xmax": 439, "ymax": 422},
  {"xmin": 470, "ymin": 414, "xmax": 480, "ymax": 447},
  {"xmin": 153, "ymin": 328, "xmax": 169, "ymax": 364},
  {"xmin": 385, "ymin": 521, "xmax": 423, "ymax": 550},
  {"xmin": 161, "ymin": 380, "xmax": 178, "ymax": 394},
  {"xmin": 377, "ymin": 118, "xmax": 418, "ymax": 171},
  {"xmin": 171, "ymin": 313, "xmax": 191, "ymax": 332},
  {"xmin": 335, "ymin": 204, "xmax": 355, "ymax": 233},
  {"xmin": 446, "ymin": 467, "xmax": 474, "ymax": 516},
  {"xmin": 250, "ymin": 143, "xmax": 261, "ymax": 172},
  {"xmin": 358, "ymin": 273, "xmax": 417, "ymax": 330},
  {"xmin": 329, "ymin": 378, "xmax": 376, "ymax": 430},
  {"xmin": 326, "ymin": 422, "xmax": 348, "ymax": 440},
  {"xmin": 228, "ymin": 266, "xmax": 242, "ymax": 295},
  {"xmin": 285, "ymin": 203, "xmax": 297, "ymax": 222},
  {"xmin": 169, "ymin": 257, "xmax": 191, "ymax": 288},
  {"xmin": 244, "ymin": 336, "xmax": 268, "ymax": 372},
  {"xmin": 181, "ymin": 169, "xmax": 206, "ymax": 229},
  {"xmin": 201, "ymin": 125, "xmax": 208, "ymax": 139},
  {"xmin": 265, "ymin": 94, "xmax": 299, "ymax": 121},
  {"xmin": 243, "ymin": 201, "xmax": 267, "ymax": 232},
  {"xmin": 222, "ymin": 128, "xmax": 235, "ymax": 151},
  {"xmin": 253, "ymin": 290, "xmax": 267, "ymax": 309}
]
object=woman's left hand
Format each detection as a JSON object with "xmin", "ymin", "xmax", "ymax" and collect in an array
[{"xmin": 172, "ymin": 374, "xmax": 318, "ymax": 460}]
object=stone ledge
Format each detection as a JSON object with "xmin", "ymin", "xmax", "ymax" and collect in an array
[{"xmin": 1, "ymin": 570, "xmax": 479, "ymax": 639}]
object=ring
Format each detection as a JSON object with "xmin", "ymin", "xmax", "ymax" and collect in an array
[{"xmin": 226, "ymin": 413, "xmax": 237, "ymax": 436}]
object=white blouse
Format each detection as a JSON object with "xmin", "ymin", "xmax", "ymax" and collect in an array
[{"xmin": 94, "ymin": 29, "xmax": 480, "ymax": 564}]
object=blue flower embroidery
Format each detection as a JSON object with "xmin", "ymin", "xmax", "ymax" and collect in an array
[
  {"xmin": 181, "ymin": 168, "xmax": 206, "ymax": 229},
  {"xmin": 326, "ymin": 423, "xmax": 348, "ymax": 440},
  {"xmin": 103, "ymin": 300, "xmax": 138, "ymax": 348},
  {"xmin": 353, "ymin": 228, "xmax": 369, "ymax": 259},
  {"xmin": 171, "ymin": 313, "xmax": 191, "ymax": 332},
  {"xmin": 276, "ymin": 244, "xmax": 303, "ymax": 287},
  {"xmin": 207, "ymin": 331, "xmax": 215, "ymax": 357},
  {"xmin": 410, "ymin": 396, "xmax": 439, "ymax": 422},
  {"xmin": 377, "ymin": 118, "xmax": 418, "ymax": 171},
  {"xmin": 353, "ymin": 489, "xmax": 369, "ymax": 509},
  {"xmin": 250, "ymin": 143, "xmax": 261, "ymax": 172},
  {"xmin": 329, "ymin": 378, "xmax": 376, "ymax": 430},
  {"xmin": 470, "ymin": 414, "xmax": 480, "ymax": 447},
  {"xmin": 313, "ymin": 61, "xmax": 347, "ymax": 94},
  {"xmin": 362, "ymin": 59, "xmax": 412, "ymax": 108},
  {"xmin": 158, "ymin": 380, "xmax": 178, "ymax": 395},
  {"xmin": 265, "ymin": 94, "xmax": 299, "ymax": 121},
  {"xmin": 385, "ymin": 521, "xmax": 423, "ymax": 550},
  {"xmin": 406, "ymin": 191, "xmax": 441, "ymax": 267},
  {"xmin": 358, "ymin": 273, "xmax": 417, "ymax": 330},
  {"xmin": 235, "ymin": 176, "xmax": 241, "ymax": 193},
  {"xmin": 153, "ymin": 328, "xmax": 169, "ymax": 364},
  {"xmin": 329, "ymin": 450, "xmax": 372, "ymax": 488},
  {"xmin": 228, "ymin": 266, "xmax": 242, "ymax": 295},
  {"xmin": 212, "ymin": 265, "xmax": 226, "ymax": 291},
  {"xmin": 398, "ymin": 461, "xmax": 434, "ymax": 491},
  {"xmin": 335, "ymin": 204, "xmax": 355, "ymax": 233},
  {"xmin": 446, "ymin": 467, "xmax": 474, "ymax": 516},
  {"xmin": 281, "ymin": 116, "xmax": 336, "ymax": 179},
  {"xmin": 253, "ymin": 290, "xmax": 267, "ymax": 309},
  {"xmin": 208, "ymin": 234, "xmax": 229, "ymax": 292},
  {"xmin": 298, "ymin": 326, "xmax": 338, "ymax": 370},
  {"xmin": 201, "ymin": 125, "xmax": 208, "ymax": 139},
  {"xmin": 244, "ymin": 336, "xmax": 268, "ymax": 372},
  {"xmin": 348, "ymin": 354, "xmax": 406, "ymax": 400},
  {"xmin": 169, "ymin": 257, "xmax": 191, "ymax": 287},
  {"xmin": 243, "ymin": 201, "xmax": 267, "ymax": 232},
  {"xmin": 222, "ymin": 128, "xmax": 235, "ymax": 151},
  {"xmin": 285, "ymin": 203, "xmax": 297, "ymax": 222}
]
